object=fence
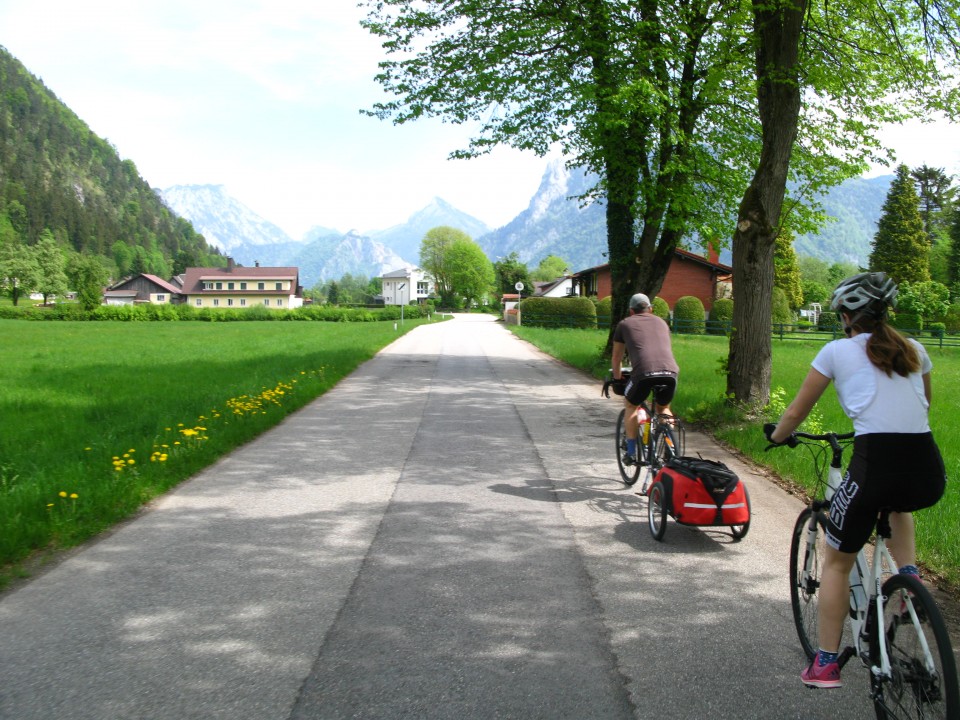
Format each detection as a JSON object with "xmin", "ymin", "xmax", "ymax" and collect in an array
[{"xmin": 517, "ymin": 313, "xmax": 960, "ymax": 349}]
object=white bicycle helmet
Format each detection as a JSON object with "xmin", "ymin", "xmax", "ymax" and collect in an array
[{"xmin": 829, "ymin": 272, "xmax": 898, "ymax": 314}]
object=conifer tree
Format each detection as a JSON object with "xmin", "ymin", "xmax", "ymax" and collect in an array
[
  {"xmin": 869, "ymin": 165, "xmax": 929, "ymax": 284},
  {"xmin": 948, "ymin": 210, "xmax": 960, "ymax": 292},
  {"xmin": 911, "ymin": 165, "xmax": 954, "ymax": 244}
]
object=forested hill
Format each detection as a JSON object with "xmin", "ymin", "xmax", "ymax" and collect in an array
[{"xmin": 0, "ymin": 46, "xmax": 220, "ymax": 276}]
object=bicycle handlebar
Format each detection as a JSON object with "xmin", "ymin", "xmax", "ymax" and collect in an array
[{"xmin": 763, "ymin": 425, "xmax": 854, "ymax": 452}]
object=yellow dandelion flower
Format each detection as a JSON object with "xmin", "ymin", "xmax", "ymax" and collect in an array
[
  {"xmin": 70, "ymin": 493, "xmax": 78, "ymax": 499},
  {"xmin": 127, "ymin": 459, "xmax": 135, "ymax": 465},
  {"xmin": 174, "ymin": 441, "xmax": 181, "ymax": 446},
  {"xmin": 128, "ymin": 448, "xmax": 135, "ymax": 453},
  {"xmin": 115, "ymin": 466, "xmax": 123, "ymax": 472},
  {"xmin": 46, "ymin": 503, "xmax": 55, "ymax": 508},
  {"xmin": 159, "ymin": 454, "xmax": 168, "ymax": 462},
  {"xmin": 84, "ymin": 447, "xmax": 92, "ymax": 451},
  {"xmin": 122, "ymin": 453, "xmax": 130, "ymax": 458},
  {"xmin": 59, "ymin": 491, "xmax": 67, "ymax": 498}
]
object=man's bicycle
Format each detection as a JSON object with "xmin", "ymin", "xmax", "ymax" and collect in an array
[
  {"xmin": 773, "ymin": 429, "xmax": 959, "ymax": 719},
  {"xmin": 603, "ymin": 371, "xmax": 682, "ymax": 489}
]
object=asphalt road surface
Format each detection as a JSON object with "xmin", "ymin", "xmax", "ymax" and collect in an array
[{"xmin": 0, "ymin": 314, "xmax": 931, "ymax": 718}]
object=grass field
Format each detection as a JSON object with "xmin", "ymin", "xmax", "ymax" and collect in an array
[
  {"xmin": 0, "ymin": 318, "xmax": 436, "ymax": 587},
  {"xmin": 512, "ymin": 326, "xmax": 960, "ymax": 588}
]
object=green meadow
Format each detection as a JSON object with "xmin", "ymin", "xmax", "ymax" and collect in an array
[
  {"xmin": 0, "ymin": 318, "xmax": 435, "ymax": 587},
  {"xmin": 512, "ymin": 326, "xmax": 960, "ymax": 588}
]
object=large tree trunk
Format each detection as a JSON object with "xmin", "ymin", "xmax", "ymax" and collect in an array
[{"xmin": 726, "ymin": 0, "xmax": 806, "ymax": 408}]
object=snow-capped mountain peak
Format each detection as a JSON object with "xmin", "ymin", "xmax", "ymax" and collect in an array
[{"xmin": 161, "ymin": 185, "xmax": 295, "ymax": 253}]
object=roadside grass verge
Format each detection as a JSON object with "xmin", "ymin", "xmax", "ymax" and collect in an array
[
  {"xmin": 511, "ymin": 325, "xmax": 960, "ymax": 588},
  {"xmin": 0, "ymin": 318, "xmax": 435, "ymax": 588}
]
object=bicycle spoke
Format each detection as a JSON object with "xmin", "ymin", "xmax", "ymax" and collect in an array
[{"xmin": 872, "ymin": 574, "xmax": 960, "ymax": 719}]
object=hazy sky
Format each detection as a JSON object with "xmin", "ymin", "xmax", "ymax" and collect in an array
[{"xmin": 0, "ymin": 1, "xmax": 956, "ymax": 239}]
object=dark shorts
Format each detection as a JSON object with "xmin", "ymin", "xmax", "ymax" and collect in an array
[
  {"xmin": 624, "ymin": 373, "xmax": 677, "ymax": 408},
  {"xmin": 826, "ymin": 432, "xmax": 946, "ymax": 553}
]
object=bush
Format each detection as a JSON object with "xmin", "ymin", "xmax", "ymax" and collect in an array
[
  {"xmin": 595, "ymin": 296, "xmax": 612, "ymax": 328},
  {"xmin": 708, "ymin": 297, "xmax": 733, "ymax": 335},
  {"xmin": 517, "ymin": 296, "xmax": 597, "ymax": 328},
  {"xmin": 818, "ymin": 310, "xmax": 840, "ymax": 332},
  {"xmin": 943, "ymin": 304, "xmax": 960, "ymax": 333},
  {"xmin": 890, "ymin": 311, "xmax": 923, "ymax": 333},
  {"xmin": 771, "ymin": 287, "xmax": 793, "ymax": 326},
  {"xmin": 673, "ymin": 296, "xmax": 705, "ymax": 334},
  {"xmin": 651, "ymin": 296, "xmax": 670, "ymax": 321},
  {"xmin": 928, "ymin": 322, "xmax": 946, "ymax": 338}
]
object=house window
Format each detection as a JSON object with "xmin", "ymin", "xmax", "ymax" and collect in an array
[
  {"xmin": 264, "ymin": 299, "xmax": 270, "ymax": 306},
  {"xmin": 275, "ymin": 282, "xmax": 282, "ymax": 290},
  {"xmin": 195, "ymin": 298, "xmax": 202, "ymax": 307},
  {"xmin": 215, "ymin": 282, "xmax": 222, "ymax": 290},
  {"xmin": 213, "ymin": 299, "xmax": 220, "ymax": 307},
  {"xmin": 276, "ymin": 299, "xmax": 283, "ymax": 306},
  {"xmin": 227, "ymin": 298, "xmax": 234, "ymax": 306},
  {"xmin": 227, "ymin": 282, "xmax": 234, "ymax": 290},
  {"xmin": 258, "ymin": 282, "xmax": 265, "ymax": 290},
  {"xmin": 240, "ymin": 282, "xmax": 247, "ymax": 290},
  {"xmin": 240, "ymin": 299, "xmax": 246, "ymax": 307},
  {"xmin": 157, "ymin": 294, "xmax": 165, "ymax": 302},
  {"xmin": 417, "ymin": 282, "xmax": 428, "ymax": 295}
]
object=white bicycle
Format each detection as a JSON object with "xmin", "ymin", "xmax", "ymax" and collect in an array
[{"xmin": 777, "ymin": 430, "xmax": 959, "ymax": 719}]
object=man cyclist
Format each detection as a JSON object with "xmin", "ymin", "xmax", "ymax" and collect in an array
[
  {"xmin": 611, "ymin": 293, "xmax": 679, "ymax": 466},
  {"xmin": 765, "ymin": 272, "xmax": 946, "ymax": 689}
]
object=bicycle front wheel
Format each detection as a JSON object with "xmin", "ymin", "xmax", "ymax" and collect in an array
[
  {"xmin": 871, "ymin": 573, "xmax": 960, "ymax": 720},
  {"xmin": 615, "ymin": 409, "xmax": 641, "ymax": 486},
  {"xmin": 789, "ymin": 508, "xmax": 829, "ymax": 660}
]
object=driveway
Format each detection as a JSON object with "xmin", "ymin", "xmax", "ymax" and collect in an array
[{"xmin": 0, "ymin": 314, "xmax": 901, "ymax": 718}]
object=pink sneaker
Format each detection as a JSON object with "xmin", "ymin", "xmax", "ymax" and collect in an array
[{"xmin": 801, "ymin": 659, "xmax": 842, "ymax": 689}]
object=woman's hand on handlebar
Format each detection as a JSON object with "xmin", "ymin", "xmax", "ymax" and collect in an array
[{"xmin": 763, "ymin": 422, "xmax": 798, "ymax": 448}]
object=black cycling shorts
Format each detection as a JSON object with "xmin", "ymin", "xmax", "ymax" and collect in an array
[
  {"xmin": 826, "ymin": 432, "xmax": 946, "ymax": 553},
  {"xmin": 624, "ymin": 373, "xmax": 677, "ymax": 408}
]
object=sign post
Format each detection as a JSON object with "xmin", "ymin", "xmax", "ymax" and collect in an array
[{"xmin": 514, "ymin": 281, "xmax": 524, "ymax": 327}]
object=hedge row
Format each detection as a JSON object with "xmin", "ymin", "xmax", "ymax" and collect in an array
[
  {"xmin": 0, "ymin": 303, "xmax": 432, "ymax": 322},
  {"xmin": 517, "ymin": 296, "xmax": 597, "ymax": 328}
]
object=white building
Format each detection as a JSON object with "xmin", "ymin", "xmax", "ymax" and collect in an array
[{"xmin": 381, "ymin": 267, "xmax": 435, "ymax": 305}]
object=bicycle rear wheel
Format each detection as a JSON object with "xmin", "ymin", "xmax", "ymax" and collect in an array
[
  {"xmin": 615, "ymin": 409, "xmax": 642, "ymax": 486},
  {"xmin": 871, "ymin": 573, "xmax": 960, "ymax": 719},
  {"xmin": 789, "ymin": 508, "xmax": 829, "ymax": 660}
]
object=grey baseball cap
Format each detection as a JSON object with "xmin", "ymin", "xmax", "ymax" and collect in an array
[{"xmin": 629, "ymin": 293, "xmax": 651, "ymax": 310}]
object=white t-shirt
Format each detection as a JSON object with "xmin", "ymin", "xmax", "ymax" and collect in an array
[{"xmin": 811, "ymin": 333, "xmax": 931, "ymax": 435}]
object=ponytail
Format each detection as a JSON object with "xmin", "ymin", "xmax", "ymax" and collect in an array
[{"xmin": 866, "ymin": 321, "xmax": 921, "ymax": 377}]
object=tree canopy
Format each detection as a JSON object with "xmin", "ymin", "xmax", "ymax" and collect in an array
[
  {"xmin": 419, "ymin": 226, "xmax": 472, "ymax": 307},
  {"xmin": 362, "ymin": 0, "xmax": 960, "ymax": 405},
  {"xmin": 531, "ymin": 255, "xmax": 570, "ymax": 283}
]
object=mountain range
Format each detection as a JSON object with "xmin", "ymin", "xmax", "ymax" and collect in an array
[{"xmin": 163, "ymin": 164, "xmax": 893, "ymax": 289}]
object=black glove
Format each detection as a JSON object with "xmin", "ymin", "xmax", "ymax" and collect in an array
[
  {"xmin": 764, "ymin": 422, "xmax": 798, "ymax": 447},
  {"xmin": 763, "ymin": 423, "xmax": 778, "ymax": 443}
]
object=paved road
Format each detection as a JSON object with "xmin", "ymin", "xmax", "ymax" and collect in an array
[{"xmin": 0, "ymin": 315, "xmax": 889, "ymax": 718}]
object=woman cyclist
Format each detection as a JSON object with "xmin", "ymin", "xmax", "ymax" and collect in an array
[{"xmin": 765, "ymin": 272, "xmax": 946, "ymax": 689}]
